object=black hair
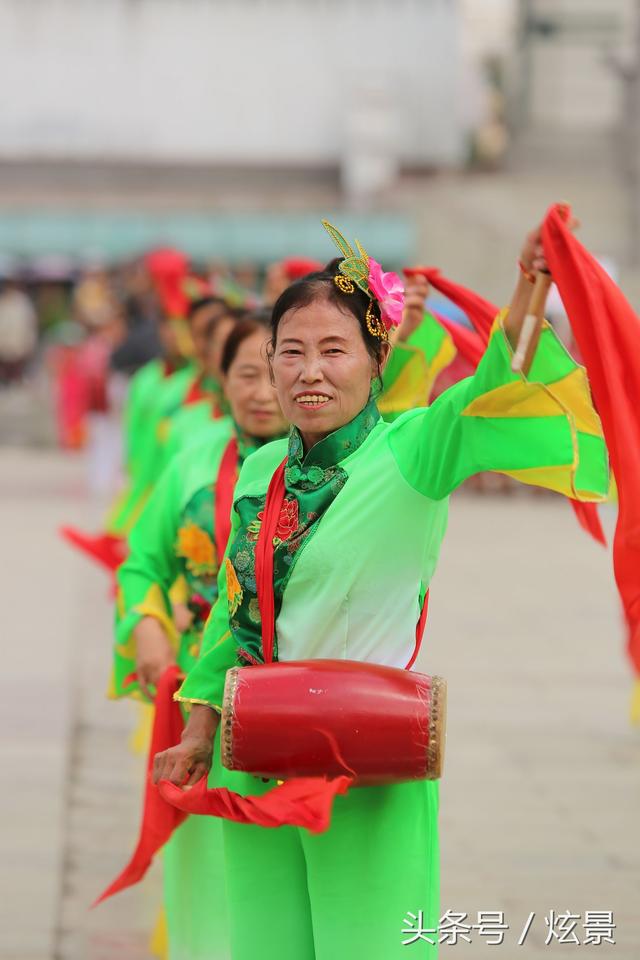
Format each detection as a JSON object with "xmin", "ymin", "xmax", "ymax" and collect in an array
[
  {"xmin": 220, "ymin": 309, "xmax": 270, "ymax": 376},
  {"xmin": 187, "ymin": 295, "xmax": 226, "ymax": 322},
  {"xmin": 269, "ymin": 257, "xmax": 387, "ymax": 383},
  {"xmin": 192, "ymin": 301, "xmax": 244, "ymax": 346},
  {"xmin": 270, "ymin": 258, "xmax": 384, "ymax": 363}
]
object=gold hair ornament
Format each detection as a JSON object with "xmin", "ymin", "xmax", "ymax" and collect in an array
[{"xmin": 322, "ymin": 218, "xmax": 389, "ymax": 341}]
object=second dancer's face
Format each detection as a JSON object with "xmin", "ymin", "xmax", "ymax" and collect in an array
[
  {"xmin": 223, "ymin": 331, "xmax": 287, "ymax": 439},
  {"xmin": 271, "ymin": 298, "xmax": 387, "ymax": 450}
]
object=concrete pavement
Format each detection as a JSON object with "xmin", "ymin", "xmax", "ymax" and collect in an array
[{"xmin": 1, "ymin": 448, "xmax": 639, "ymax": 959}]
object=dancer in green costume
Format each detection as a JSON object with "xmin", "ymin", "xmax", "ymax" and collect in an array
[
  {"xmin": 113, "ymin": 314, "xmax": 287, "ymax": 959},
  {"xmin": 154, "ymin": 220, "xmax": 608, "ymax": 960},
  {"xmin": 379, "ymin": 284, "xmax": 456, "ymax": 419},
  {"xmin": 111, "ymin": 298, "xmax": 237, "ymax": 535},
  {"xmin": 160, "ymin": 299, "xmax": 242, "ymax": 469}
]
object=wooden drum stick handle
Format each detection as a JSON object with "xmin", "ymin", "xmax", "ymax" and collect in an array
[{"xmin": 511, "ymin": 271, "xmax": 553, "ymax": 375}]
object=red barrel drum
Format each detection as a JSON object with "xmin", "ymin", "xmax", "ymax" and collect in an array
[{"xmin": 221, "ymin": 659, "xmax": 447, "ymax": 785}]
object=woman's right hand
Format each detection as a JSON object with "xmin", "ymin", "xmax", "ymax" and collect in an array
[
  {"xmin": 134, "ymin": 616, "xmax": 177, "ymax": 701},
  {"xmin": 153, "ymin": 703, "xmax": 219, "ymax": 787},
  {"xmin": 153, "ymin": 734, "xmax": 213, "ymax": 787}
]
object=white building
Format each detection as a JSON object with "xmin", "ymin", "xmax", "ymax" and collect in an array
[{"xmin": 0, "ymin": 0, "xmax": 468, "ymax": 171}]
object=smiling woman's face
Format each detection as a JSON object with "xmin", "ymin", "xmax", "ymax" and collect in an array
[
  {"xmin": 223, "ymin": 330, "xmax": 287, "ymax": 439},
  {"xmin": 271, "ymin": 297, "xmax": 388, "ymax": 449}
]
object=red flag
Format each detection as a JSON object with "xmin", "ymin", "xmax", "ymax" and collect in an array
[
  {"xmin": 542, "ymin": 204, "xmax": 640, "ymax": 672},
  {"xmin": 94, "ymin": 666, "xmax": 186, "ymax": 904}
]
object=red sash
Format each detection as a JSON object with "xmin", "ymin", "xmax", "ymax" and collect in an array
[{"xmin": 214, "ymin": 438, "xmax": 239, "ymax": 562}]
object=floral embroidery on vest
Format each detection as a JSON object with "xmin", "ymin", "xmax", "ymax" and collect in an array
[
  {"xmin": 225, "ymin": 557, "xmax": 244, "ymax": 616},
  {"xmin": 172, "ymin": 430, "xmax": 275, "ymax": 636},
  {"xmin": 174, "ymin": 486, "xmax": 219, "ymax": 626},
  {"xmin": 176, "ymin": 520, "xmax": 217, "ymax": 576}
]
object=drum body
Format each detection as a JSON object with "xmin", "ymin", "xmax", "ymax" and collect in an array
[{"xmin": 221, "ymin": 659, "xmax": 446, "ymax": 785}]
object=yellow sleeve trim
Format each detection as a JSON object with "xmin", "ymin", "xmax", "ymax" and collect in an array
[
  {"xmin": 462, "ymin": 366, "xmax": 603, "ymax": 438},
  {"xmin": 500, "ymin": 464, "xmax": 601, "ymax": 502},
  {"xmin": 115, "ymin": 582, "xmax": 180, "ymax": 659},
  {"xmin": 430, "ymin": 331, "xmax": 457, "ymax": 381},
  {"xmin": 462, "ymin": 312, "xmax": 608, "ymax": 502},
  {"xmin": 378, "ymin": 343, "xmax": 432, "ymax": 414},
  {"xmin": 174, "ymin": 693, "xmax": 222, "ymax": 714},
  {"xmin": 378, "ymin": 331, "xmax": 456, "ymax": 415},
  {"xmin": 169, "ymin": 574, "xmax": 189, "ymax": 605}
]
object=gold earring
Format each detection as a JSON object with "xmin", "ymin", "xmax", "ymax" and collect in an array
[{"xmin": 365, "ymin": 301, "xmax": 388, "ymax": 341}]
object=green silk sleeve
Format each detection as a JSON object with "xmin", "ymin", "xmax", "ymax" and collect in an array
[
  {"xmin": 378, "ymin": 313, "xmax": 456, "ymax": 420},
  {"xmin": 109, "ymin": 366, "xmax": 196, "ymax": 535},
  {"xmin": 388, "ymin": 312, "xmax": 609, "ymax": 502},
  {"xmin": 123, "ymin": 372, "xmax": 143, "ymax": 474},
  {"xmin": 111, "ymin": 460, "xmax": 184, "ymax": 699},
  {"xmin": 123, "ymin": 361, "xmax": 162, "ymax": 482},
  {"xmin": 175, "ymin": 510, "xmax": 240, "ymax": 714}
]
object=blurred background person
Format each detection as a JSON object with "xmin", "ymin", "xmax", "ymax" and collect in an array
[{"xmin": 0, "ymin": 277, "xmax": 38, "ymax": 385}]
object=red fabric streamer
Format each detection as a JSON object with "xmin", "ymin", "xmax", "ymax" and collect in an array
[
  {"xmin": 214, "ymin": 437, "xmax": 239, "ymax": 562},
  {"xmin": 254, "ymin": 459, "xmax": 288, "ymax": 665},
  {"xmin": 569, "ymin": 498, "xmax": 607, "ymax": 547},
  {"xmin": 158, "ymin": 773, "xmax": 351, "ymax": 833},
  {"xmin": 59, "ymin": 527, "xmax": 128, "ymax": 572},
  {"xmin": 432, "ymin": 310, "xmax": 484, "ymax": 368},
  {"xmin": 404, "ymin": 266, "xmax": 497, "ymax": 340},
  {"xmin": 405, "ymin": 590, "xmax": 430, "ymax": 671},
  {"xmin": 94, "ymin": 665, "xmax": 186, "ymax": 904},
  {"xmin": 542, "ymin": 204, "xmax": 640, "ymax": 670}
]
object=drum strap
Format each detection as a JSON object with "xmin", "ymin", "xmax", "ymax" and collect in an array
[{"xmin": 214, "ymin": 436, "xmax": 239, "ymax": 563}]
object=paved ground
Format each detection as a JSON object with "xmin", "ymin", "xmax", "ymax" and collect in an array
[{"xmin": 1, "ymin": 447, "xmax": 639, "ymax": 959}]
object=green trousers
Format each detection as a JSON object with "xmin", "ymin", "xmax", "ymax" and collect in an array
[
  {"xmin": 163, "ymin": 727, "xmax": 231, "ymax": 960},
  {"xmin": 220, "ymin": 767, "xmax": 440, "ymax": 959}
]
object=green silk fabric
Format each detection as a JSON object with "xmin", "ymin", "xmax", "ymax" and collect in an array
[
  {"xmin": 178, "ymin": 319, "xmax": 609, "ymax": 712},
  {"xmin": 227, "ymin": 399, "xmax": 380, "ymax": 664}
]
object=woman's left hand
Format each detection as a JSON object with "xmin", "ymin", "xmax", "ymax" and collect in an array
[
  {"xmin": 396, "ymin": 275, "xmax": 429, "ymax": 342},
  {"xmin": 173, "ymin": 602, "xmax": 194, "ymax": 633},
  {"xmin": 521, "ymin": 210, "xmax": 578, "ymax": 277},
  {"xmin": 520, "ymin": 225, "xmax": 549, "ymax": 275}
]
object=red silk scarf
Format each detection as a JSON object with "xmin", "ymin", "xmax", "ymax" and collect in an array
[{"xmin": 542, "ymin": 204, "xmax": 640, "ymax": 672}]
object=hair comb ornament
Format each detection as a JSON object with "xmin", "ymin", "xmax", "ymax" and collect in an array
[{"xmin": 321, "ymin": 219, "xmax": 405, "ymax": 341}]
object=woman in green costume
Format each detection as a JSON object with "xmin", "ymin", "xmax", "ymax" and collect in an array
[
  {"xmin": 111, "ymin": 298, "xmax": 237, "ymax": 536},
  {"xmin": 154, "ymin": 221, "xmax": 608, "ymax": 960},
  {"xmin": 113, "ymin": 313, "xmax": 287, "ymax": 960}
]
